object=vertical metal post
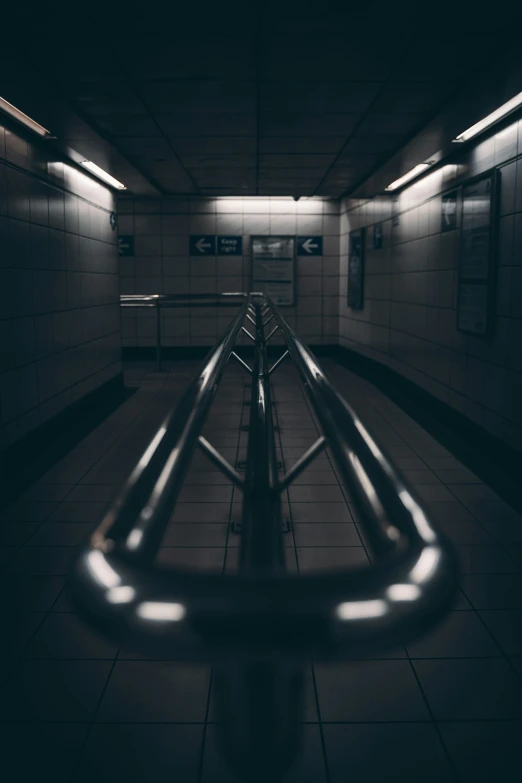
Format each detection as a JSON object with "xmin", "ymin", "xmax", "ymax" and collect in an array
[
  {"xmin": 213, "ymin": 298, "xmax": 304, "ymax": 783},
  {"xmin": 156, "ymin": 301, "xmax": 162, "ymax": 372},
  {"xmin": 239, "ymin": 300, "xmax": 284, "ymax": 574}
]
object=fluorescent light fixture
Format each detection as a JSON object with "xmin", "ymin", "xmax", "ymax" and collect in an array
[
  {"xmin": 79, "ymin": 160, "xmax": 126, "ymax": 190},
  {"xmin": 385, "ymin": 163, "xmax": 431, "ymax": 191},
  {"xmin": 0, "ymin": 96, "xmax": 51, "ymax": 137},
  {"xmin": 454, "ymin": 91, "xmax": 522, "ymax": 142}
]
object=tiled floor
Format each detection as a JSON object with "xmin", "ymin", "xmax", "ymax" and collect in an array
[{"xmin": 1, "ymin": 359, "xmax": 522, "ymax": 782}]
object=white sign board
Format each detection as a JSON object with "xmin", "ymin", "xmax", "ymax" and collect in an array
[{"xmin": 251, "ymin": 236, "xmax": 295, "ymax": 306}]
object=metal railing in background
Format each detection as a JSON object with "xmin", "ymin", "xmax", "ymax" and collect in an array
[
  {"xmin": 120, "ymin": 292, "xmax": 248, "ymax": 371},
  {"xmin": 72, "ymin": 293, "xmax": 459, "ymax": 783}
]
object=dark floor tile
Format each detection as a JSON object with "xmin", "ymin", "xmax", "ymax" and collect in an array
[
  {"xmin": 74, "ymin": 724, "xmax": 203, "ymax": 783},
  {"xmin": 80, "ymin": 470, "xmax": 129, "ymax": 485},
  {"xmin": 290, "ymin": 502, "xmax": 352, "ymax": 523},
  {"xmin": 202, "ymin": 723, "xmax": 326, "ymax": 782},
  {"xmin": 479, "ymin": 610, "xmax": 522, "ymax": 655},
  {"xmin": 0, "ymin": 546, "xmax": 16, "ymax": 567},
  {"xmin": 162, "ymin": 523, "xmax": 228, "ymax": 547},
  {"xmin": 434, "ymin": 518, "xmax": 494, "ymax": 545},
  {"xmin": 9, "ymin": 546, "xmax": 77, "ymax": 575},
  {"xmin": 178, "ymin": 485, "xmax": 233, "ymax": 503},
  {"xmin": 461, "ymin": 573, "xmax": 522, "ymax": 609},
  {"xmin": 48, "ymin": 502, "xmax": 107, "ymax": 523},
  {"xmin": 289, "ymin": 485, "xmax": 345, "ymax": 503},
  {"xmin": 0, "ymin": 522, "xmax": 39, "ymax": 545},
  {"xmin": 1, "ymin": 613, "xmax": 44, "ymax": 659},
  {"xmin": 509, "ymin": 657, "xmax": 522, "ymax": 676},
  {"xmin": 401, "ymin": 470, "xmax": 442, "ymax": 486},
  {"xmin": 324, "ymin": 723, "xmax": 452, "ymax": 783},
  {"xmin": 456, "ymin": 545, "xmax": 520, "ymax": 573},
  {"xmin": 315, "ymin": 661, "xmax": 429, "ymax": 721},
  {"xmin": 1, "ymin": 575, "xmax": 65, "ymax": 611},
  {"xmin": 297, "ymin": 547, "xmax": 369, "ymax": 573},
  {"xmin": 24, "ymin": 613, "xmax": 119, "ymax": 659},
  {"xmin": 294, "ymin": 523, "xmax": 361, "ymax": 547},
  {"xmin": 292, "ymin": 470, "xmax": 338, "ymax": 485},
  {"xmin": 170, "ymin": 503, "xmax": 231, "ymax": 524},
  {"xmin": 208, "ymin": 666, "xmax": 317, "ymax": 723},
  {"xmin": 184, "ymin": 471, "xmax": 232, "ymax": 485},
  {"xmin": 156, "ymin": 547, "xmax": 225, "ymax": 572},
  {"xmin": 427, "ymin": 502, "xmax": 475, "ymax": 524},
  {"xmin": 20, "ymin": 483, "xmax": 75, "ymax": 502},
  {"xmin": 1, "ymin": 722, "xmax": 89, "ymax": 783},
  {"xmin": 434, "ymin": 469, "xmax": 482, "ymax": 484},
  {"xmin": 1, "ymin": 500, "xmax": 58, "ymax": 523},
  {"xmin": 406, "ymin": 611, "xmax": 501, "ymax": 658},
  {"xmin": 413, "ymin": 658, "xmax": 522, "ymax": 719},
  {"xmin": 416, "ymin": 485, "xmax": 456, "ymax": 502},
  {"xmin": 28, "ymin": 522, "xmax": 94, "ymax": 546},
  {"xmin": 1, "ymin": 660, "xmax": 112, "ymax": 720},
  {"xmin": 96, "ymin": 661, "xmax": 210, "ymax": 722},
  {"xmin": 65, "ymin": 485, "xmax": 117, "ymax": 504},
  {"xmin": 440, "ymin": 721, "xmax": 522, "ymax": 783}
]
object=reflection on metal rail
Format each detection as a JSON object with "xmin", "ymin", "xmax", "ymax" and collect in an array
[{"xmin": 73, "ymin": 292, "xmax": 459, "ymax": 782}]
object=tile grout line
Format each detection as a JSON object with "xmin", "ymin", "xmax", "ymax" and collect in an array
[
  {"xmin": 405, "ymin": 652, "xmax": 461, "ymax": 782},
  {"xmin": 197, "ymin": 369, "xmax": 250, "ymax": 782},
  {"xmin": 272, "ymin": 373, "xmax": 331, "ymax": 782}
]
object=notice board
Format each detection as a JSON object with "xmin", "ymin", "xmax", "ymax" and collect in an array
[
  {"xmin": 251, "ymin": 236, "xmax": 295, "ymax": 305},
  {"xmin": 457, "ymin": 170, "xmax": 498, "ymax": 336},
  {"xmin": 347, "ymin": 228, "xmax": 365, "ymax": 310}
]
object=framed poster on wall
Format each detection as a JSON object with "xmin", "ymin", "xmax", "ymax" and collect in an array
[
  {"xmin": 456, "ymin": 169, "xmax": 499, "ymax": 336},
  {"xmin": 251, "ymin": 236, "xmax": 295, "ymax": 306},
  {"xmin": 441, "ymin": 190, "xmax": 458, "ymax": 232},
  {"xmin": 347, "ymin": 228, "xmax": 365, "ymax": 310}
]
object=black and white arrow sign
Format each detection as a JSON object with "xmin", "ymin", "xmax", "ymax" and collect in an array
[
  {"xmin": 297, "ymin": 236, "xmax": 323, "ymax": 256},
  {"xmin": 190, "ymin": 235, "xmax": 216, "ymax": 255}
]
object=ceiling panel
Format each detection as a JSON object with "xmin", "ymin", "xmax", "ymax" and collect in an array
[
  {"xmin": 180, "ymin": 154, "xmax": 257, "ymax": 169},
  {"xmin": 260, "ymin": 114, "xmax": 362, "ymax": 137},
  {"xmin": 259, "ymin": 137, "xmax": 345, "ymax": 154},
  {"xmin": 157, "ymin": 113, "xmax": 257, "ymax": 136},
  {"xmin": 259, "ymin": 154, "xmax": 336, "ymax": 168},
  {"xmin": 140, "ymin": 81, "xmax": 257, "ymax": 113},
  {"xmin": 356, "ymin": 113, "xmax": 426, "ymax": 135},
  {"xmin": 259, "ymin": 81, "xmax": 382, "ymax": 114},
  {"xmin": 168, "ymin": 137, "xmax": 257, "ymax": 155},
  {"xmin": 25, "ymin": 4, "xmax": 509, "ymax": 198}
]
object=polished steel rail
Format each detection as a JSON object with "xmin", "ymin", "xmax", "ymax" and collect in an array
[
  {"xmin": 72, "ymin": 293, "xmax": 458, "ymax": 663},
  {"xmin": 73, "ymin": 291, "xmax": 458, "ymax": 782}
]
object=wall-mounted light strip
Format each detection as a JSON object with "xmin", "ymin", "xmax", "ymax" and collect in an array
[
  {"xmin": 454, "ymin": 91, "xmax": 522, "ymax": 143},
  {"xmin": 0, "ymin": 96, "xmax": 52, "ymax": 137},
  {"xmin": 385, "ymin": 163, "xmax": 432, "ymax": 192},
  {"xmin": 79, "ymin": 160, "xmax": 126, "ymax": 190}
]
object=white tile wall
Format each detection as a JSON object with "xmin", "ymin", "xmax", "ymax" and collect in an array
[
  {"xmin": 119, "ymin": 196, "xmax": 340, "ymax": 347},
  {"xmin": 0, "ymin": 121, "xmax": 121, "ymax": 451},
  {"xmin": 339, "ymin": 115, "xmax": 522, "ymax": 453}
]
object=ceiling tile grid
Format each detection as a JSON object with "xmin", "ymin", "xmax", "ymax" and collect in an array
[{"xmin": 21, "ymin": 3, "xmax": 508, "ymax": 199}]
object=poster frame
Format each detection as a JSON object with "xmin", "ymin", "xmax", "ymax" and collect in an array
[
  {"xmin": 456, "ymin": 168, "xmax": 499, "ymax": 337},
  {"xmin": 250, "ymin": 235, "xmax": 296, "ymax": 307}
]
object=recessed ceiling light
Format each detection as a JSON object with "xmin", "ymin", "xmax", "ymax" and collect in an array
[
  {"xmin": 79, "ymin": 160, "xmax": 126, "ymax": 190},
  {"xmin": 385, "ymin": 162, "xmax": 432, "ymax": 192},
  {"xmin": 454, "ymin": 91, "xmax": 522, "ymax": 142},
  {"xmin": 0, "ymin": 96, "xmax": 52, "ymax": 137}
]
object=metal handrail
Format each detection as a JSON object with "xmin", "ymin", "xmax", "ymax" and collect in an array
[
  {"xmin": 120, "ymin": 292, "xmax": 249, "ymax": 370},
  {"xmin": 72, "ymin": 293, "xmax": 459, "ymax": 663}
]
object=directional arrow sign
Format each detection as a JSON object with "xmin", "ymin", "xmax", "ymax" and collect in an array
[
  {"xmin": 190, "ymin": 235, "xmax": 216, "ymax": 255},
  {"xmin": 297, "ymin": 236, "xmax": 323, "ymax": 256}
]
